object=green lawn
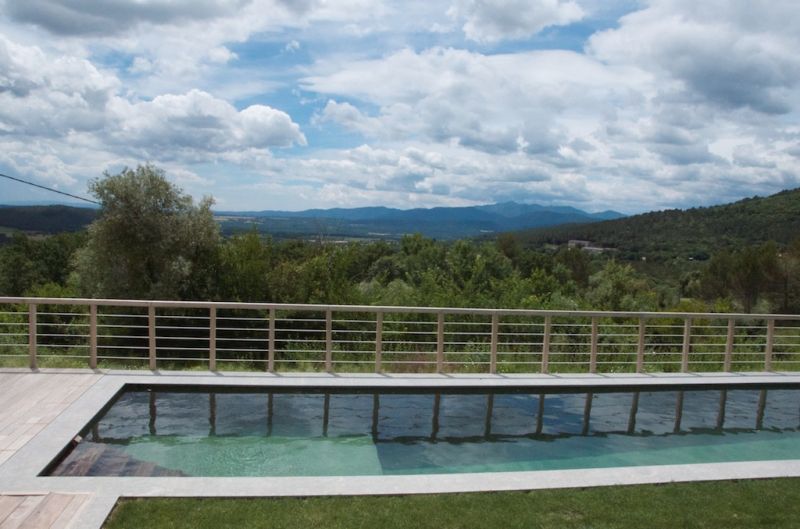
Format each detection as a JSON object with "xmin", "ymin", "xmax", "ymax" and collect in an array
[{"xmin": 104, "ymin": 478, "xmax": 800, "ymax": 529}]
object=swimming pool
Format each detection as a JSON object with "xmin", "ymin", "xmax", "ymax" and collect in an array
[{"xmin": 46, "ymin": 384, "xmax": 800, "ymax": 477}]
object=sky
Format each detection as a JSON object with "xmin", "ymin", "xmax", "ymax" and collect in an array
[{"xmin": 0, "ymin": 0, "xmax": 799, "ymax": 213}]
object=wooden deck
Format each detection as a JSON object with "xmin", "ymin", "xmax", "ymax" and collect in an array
[
  {"xmin": 0, "ymin": 494, "xmax": 88, "ymax": 529},
  {"xmin": 0, "ymin": 372, "xmax": 102, "ymax": 528},
  {"xmin": 0, "ymin": 372, "xmax": 102, "ymax": 467}
]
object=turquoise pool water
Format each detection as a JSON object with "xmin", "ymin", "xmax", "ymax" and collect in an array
[{"xmin": 48, "ymin": 385, "xmax": 800, "ymax": 477}]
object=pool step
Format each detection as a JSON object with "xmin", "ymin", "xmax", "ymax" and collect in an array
[{"xmin": 50, "ymin": 442, "xmax": 186, "ymax": 477}]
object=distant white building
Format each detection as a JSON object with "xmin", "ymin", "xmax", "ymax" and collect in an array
[{"xmin": 567, "ymin": 240, "xmax": 605, "ymax": 253}]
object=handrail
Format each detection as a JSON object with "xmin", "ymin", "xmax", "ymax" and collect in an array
[
  {"xmin": 0, "ymin": 296, "xmax": 797, "ymax": 320},
  {"xmin": 1, "ymin": 296, "xmax": 799, "ymax": 374}
]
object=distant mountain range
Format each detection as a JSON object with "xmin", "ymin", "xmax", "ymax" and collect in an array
[
  {"xmin": 215, "ymin": 203, "xmax": 625, "ymax": 239},
  {"xmin": 0, "ymin": 201, "xmax": 623, "ymax": 241}
]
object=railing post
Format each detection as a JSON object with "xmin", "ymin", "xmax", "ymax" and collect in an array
[
  {"xmin": 589, "ymin": 317, "xmax": 599, "ymax": 374},
  {"xmin": 148, "ymin": 305, "xmax": 156, "ymax": 370},
  {"xmin": 765, "ymin": 319, "xmax": 775, "ymax": 371},
  {"xmin": 541, "ymin": 315, "xmax": 551, "ymax": 374},
  {"xmin": 209, "ymin": 306, "xmax": 217, "ymax": 371},
  {"xmin": 490, "ymin": 313, "xmax": 499, "ymax": 374},
  {"xmin": 724, "ymin": 318, "xmax": 735, "ymax": 372},
  {"xmin": 28, "ymin": 303, "xmax": 37, "ymax": 369},
  {"xmin": 267, "ymin": 308, "xmax": 276, "ymax": 372},
  {"xmin": 89, "ymin": 304, "xmax": 98, "ymax": 369},
  {"xmin": 436, "ymin": 312, "xmax": 445, "ymax": 373},
  {"xmin": 636, "ymin": 317, "xmax": 645, "ymax": 373},
  {"xmin": 681, "ymin": 318, "xmax": 692, "ymax": 373},
  {"xmin": 375, "ymin": 312, "xmax": 383, "ymax": 373},
  {"xmin": 325, "ymin": 309, "xmax": 333, "ymax": 373}
]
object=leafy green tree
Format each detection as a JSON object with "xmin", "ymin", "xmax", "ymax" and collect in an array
[
  {"xmin": 554, "ymin": 247, "xmax": 591, "ymax": 288},
  {"xmin": 587, "ymin": 260, "xmax": 656, "ymax": 311},
  {"xmin": 699, "ymin": 243, "xmax": 780, "ymax": 313},
  {"xmin": 73, "ymin": 165, "xmax": 219, "ymax": 300},
  {"xmin": 217, "ymin": 231, "xmax": 273, "ymax": 302},
  {"xmin": 0, "ymin": 232, "xmax": 84, "ymax": 296},
  {"xmin": 773, "ymin": 239, "xmax": 800, "ymax": 313},
  {"xmin": 729, "ymin": 242, "xmax": 779, "ymax": 313}
]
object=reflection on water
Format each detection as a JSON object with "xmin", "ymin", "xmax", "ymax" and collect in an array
[{"xmin": 51, "ymin": 385, "xmax": 800, "ymax": 477}]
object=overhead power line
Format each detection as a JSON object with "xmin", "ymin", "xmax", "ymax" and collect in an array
[{"xmin": 0, "ymin": 171, "xmax": 100, "ymax": 205}]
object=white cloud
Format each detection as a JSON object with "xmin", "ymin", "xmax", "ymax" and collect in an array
[
  {"xmin": 304, "ymin": 47, "xmax": 651, "ymax": 155},
  {"xmin": 108, "ymin": 89, "xmax": 306, "ymax": 161},
  {"xmin": 449, "ymin": 0, "xmax": 583, "ymax": 43},
  {"xmin": 0, "ymin": 34, "xmax": 305, "ymax": 196},
  {"xmin": 588, "ymin": 0, "xmax": 800, "ymax": 115},
  {"xmin": 2, "ymin": 0, "xmax": 800, "ymax": 212},
  {"xmin": 0, "ymin": 35, "xmax": 118, "ymax": 137},
  {"xmin": 4, "ymin": 0, "xmax": 253, "ymax": 36}
]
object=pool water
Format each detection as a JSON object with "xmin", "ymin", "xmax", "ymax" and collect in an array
[{"xmin": 48, "ymin": 385, "xmax": 800, "ymax": 477}]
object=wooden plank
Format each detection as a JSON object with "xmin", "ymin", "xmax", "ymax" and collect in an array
[
  {"xmin": 28, "ymin": 304, "xmax": 36, "ymax": 370},
  {"xmin": 681, "ymin": 318, "xmax": 692, "ymax": 373},
  {"xmin": 6, "ymin": 294, "xmax": 799, "ymax": 321},
  {"xmin": 0, "ymin": 495, "xmax": 43, "ymax": 529},
  {"xmin": 18, "ymin": 493, "xmax": 74, "ymax": 529},
  {"xmin": 589, "ymin": 317, "xmax": 598, "ymax": 374},
  {"xmin": 89, "ymin": 304, "xmax": 97, "ymax": 369},
  {"xmin": 0, "ymin": 451, "xmax": 13, "ymax": 466},
  {"xmin": 208, "ymin": 306, "xmax": 216, "ymax": 371},
  {"xmin": 636, "ymin": 318, "xmax": 645, "ymax": 373},
  {"xmin": 6, "ymin": 423, "xmax": 47, "ymax": 451},
  {"xmin": 374, "ymin": 312, "xmax": 383, "ymax": 373},
  {"xmin": 0, "ymin": 497, "xmax": 25, "ymax": 526},
  {"xmin": 325, "ymin": 310, "xmax": 333, "ymax": 373},
  {"xmin": 436, "ymin": 312, "xmax": 445, "ymax": 373},
  {"xmin": 765, "ymin": 319, "xmax": 775, "ymax": 371},
  {"xmin": 148, "ymin": 305, "xmax": 156, "ymax": 370},
  {"xmin": 724, "ymin": 318, "xmax": 734, "ymax": 372},
  {"xmin": 267, "ymin": 308, "xmax": 276, "ymax": 372},
  {"xmin": 49, "ymin": 495, "xmax": 87, "ymax": 529},
  {"xmin": 489, "ymin": 314, "xmax": 499, "ymax": 374},
  {"xmin": 541, "ymin": 316, "xmax": 551, "ymax": 374}
]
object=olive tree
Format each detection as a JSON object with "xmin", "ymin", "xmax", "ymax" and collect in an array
[{"xmin": 73, "ymin": 165, "xmax": 219, "ymax": 300}]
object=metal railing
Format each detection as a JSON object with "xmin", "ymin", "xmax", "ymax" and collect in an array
[{"xmin": 1, "ymin": 297, "xmax": 799, "ymax": 373}]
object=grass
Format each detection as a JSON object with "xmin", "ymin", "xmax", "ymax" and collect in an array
[{"xmin": 103, "ymin": 479, "xmax": 800, "ymax": 529}]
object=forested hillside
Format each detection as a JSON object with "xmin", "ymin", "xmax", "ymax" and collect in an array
[
  {"xmin": 0, "ymin": 205, "xmax": 97, "ymax": 235},
  {"xmin": 517, "ymin": 189, "xmax": 800, "ymax": 260}
]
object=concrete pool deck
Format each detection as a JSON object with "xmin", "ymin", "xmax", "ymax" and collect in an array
[{"xmin": 3, "ymin": 368, "xmax": 800, "ymax": 528}]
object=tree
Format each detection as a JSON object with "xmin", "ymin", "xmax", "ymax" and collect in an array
[
  {"xmin": 0, "ymin": 232, "xmax": 84, "ymax": 296},
  {"xmin": 217, "ymin": 231, "xmax": 273, "ymax": 302},
  {"xmin": 73, "ymin": 165, "xmax": 219, "ymax": 300},
  {"xmin": 699, "ymin": 243, "xmax": 780, "ymax": 313},
  {"xmin": 587, "ymin": 260, "xmax": 656, "ymax": 311}
]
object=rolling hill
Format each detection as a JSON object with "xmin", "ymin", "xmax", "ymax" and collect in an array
[
  {"xmin": 515, "ymin": 188, "xmax": 800, "ymax": 260},
  {"xmin": 0, "ymin": 205, "xmax": 98, "ymax": 234}
]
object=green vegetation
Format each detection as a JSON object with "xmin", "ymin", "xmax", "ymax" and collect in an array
[
  {"xmin": 73, "ymin": 165, "xmax": 219, "ymax": 300},
  {"xmin": 1, "ymin": 165, "xmax": 799, "ymax": 371},
  {"xmin": 103, "ymin": 479, "xmax": 800, "ymax": 529},
  {"xmin": 0, "ymin": 204, "xmax": 97, "ymax": 235},
  {"xmin": 518, "ymin": 188, "xmax": 800, "ymax": 261}
]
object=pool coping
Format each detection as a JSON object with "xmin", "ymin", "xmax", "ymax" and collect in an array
[{"xmin": 3, "ymin": 369, "xmax": 800, "ymax": 527}]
